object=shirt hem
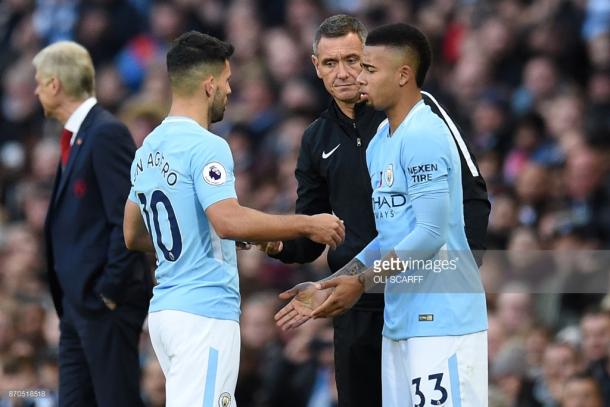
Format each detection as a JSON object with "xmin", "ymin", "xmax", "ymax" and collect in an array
[{"xmin": 148, "ymin": 306, "xmax": 240, "ymax": 323}]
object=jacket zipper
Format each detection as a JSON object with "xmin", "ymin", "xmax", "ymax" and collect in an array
[{"xmin": 353, "ymin": 122, "xmax": 367, "ymax": 182}]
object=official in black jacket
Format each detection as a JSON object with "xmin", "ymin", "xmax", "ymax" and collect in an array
[{"xmin": 264, "ymin": 15, "xmax": 490, "ymax": 407}]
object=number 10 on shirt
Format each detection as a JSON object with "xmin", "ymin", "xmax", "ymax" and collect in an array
[{"xmin": 137, "ymin": 190, "xmax": 183, "ymax": 262}]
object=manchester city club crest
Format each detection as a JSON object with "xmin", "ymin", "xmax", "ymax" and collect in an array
[
  {"xmin": 385, "ymin": 164, "xmax": 394, "ymax": 187},
  {"xmin": 218, "ymin": 392, "xmax": 232, "ymax": 407}
]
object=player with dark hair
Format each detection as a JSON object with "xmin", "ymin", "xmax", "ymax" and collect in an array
[
  {"xmin": 277, "ymin": 23, "xmax": 488, "ymax": 407},
  {"xmin": 261, "ymin": 15, "xmax": 489, "ymax": 407},
  {"xmin": 123, "ymin": 31, "xmax": 345, "ymax": 407}
]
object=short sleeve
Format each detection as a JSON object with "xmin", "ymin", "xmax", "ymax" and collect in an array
[
  {"xmin": 401, "ymin": 127, "xmax": 450, "ymax": 200},
  {"xmin": 191, "ymin": 137, "xmax": 237, "ymax": 210}
]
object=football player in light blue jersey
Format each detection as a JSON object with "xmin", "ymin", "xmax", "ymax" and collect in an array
[
  {"xmin": 276, "ymin": 24, "xmax": 488, "ymax": 407},
  {"xmin": 122, "ymin": 31, "xmax": 345, "ymax": 407}
]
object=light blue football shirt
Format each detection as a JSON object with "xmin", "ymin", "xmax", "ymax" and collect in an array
[
  {"xmin": 358, "ymin": 100, "xmax": 487, "ymax": 340},
  {"xmin": 128, "ymin": 116, "xmax": 240, "ymax": 321}
]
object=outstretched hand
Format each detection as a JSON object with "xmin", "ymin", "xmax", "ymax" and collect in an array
[{"xmin": 274, "ymin": 281, "xmax": 332, "ymax": 330}]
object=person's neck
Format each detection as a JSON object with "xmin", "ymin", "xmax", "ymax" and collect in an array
[
  {"xmin": 386, "ymin": 90, "xmax": 422, "ymax": 136},
  {"xmin": 55, "ymin": 97, "xmax": 88, "ymax": 126},
  {"xmin": 335, "ymin": 98, "xmax": 357, "ymax": 120},
  {"xmin": 168, "ymin": 97, "xmax": 209, "ymax": 129}
]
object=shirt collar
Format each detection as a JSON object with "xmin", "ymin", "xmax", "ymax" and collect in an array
[
  {"xmin": 162, "ymin": 116, "xmax": 201, "ymax": 127},
  {"xmin": 64, "ymin": 97, "xmax": 97, "ymax": 135}
]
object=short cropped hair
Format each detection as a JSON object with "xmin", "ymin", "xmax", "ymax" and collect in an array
[
  {"xmin": 32, "ymin": 41, "xmax": 95, "ymax": 99},
  {"xmin": 313, "ymin": 14, "xmax": 367, "ymax": 55},
  {"xmin": 365, "ymin": 23, "xmax": 431, "ymax": 88},
  {"xmin": 166, "ymin": 31, "xmax": 234, "ymax": 96}
]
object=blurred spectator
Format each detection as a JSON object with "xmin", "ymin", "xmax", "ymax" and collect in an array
[
  {"xmin": 115, "ymin": 0, "xmax": 182, "ymax": 90},
  {"xmin": 497, "ymin": 287, "xmax": 534, "ymax": 339},
  {"xmin": 487, "ymin": 193, "xmax": 518, "ymax": 248},
  {"xmin": 118, "ymin": 98, "xmax": 166, "ymax": 147},
  {"xmin": 515, "ymin": 162, "xmax": 551, "ymax": 226},
  {"xmin": 226, "ymin": 1, "xmax": 262, "ymax": 64},
  {"xmin": 561, "ymin": 374, "xmax": 603, "ymax": 407},
  {"xmin": 526, "ymin": 326, "xmax": 553, "ymax": 379},
  {"xmin": 96, "ymin": 64, "xmax": 128, "ymax": 113},
  {"xmin": 503, "ymin": 112, "xmax": 551, "ymax": 184},
  {"xmin": 75, "ymin": 0, "xmax": 142, "ymax": 66},
  {"xmin": 30, "ymin": 137, "xmax": 59, "ymax": 183},
  {"xmin": 580, "ymin": 309, "xmax": 610, "ymax": 368},
  {"xmin": 18, "ymin": 181, "xmax": 52, "ymax": 233},
  {"xmin": 237, "ymin": 292, "xmax": 282, "ymax": 406},
  {"xmin": 33, "ymin": 0, "xmax": 77, "ymax": 44},
  {"xmin": 533, "ymin": 342, "xmax": 579, "ymax": 407},
  {"xmin": 259, "ymin": 319, "xmax": 336, "ymax": 407},
  {"xmin": 491, "ymin": 342, "xmax": 539, "ymax": 407},
  {"xmin": 470, "ymin": 91, "xmax": 511, "ymax": 154},
  {"xmin": 488, "ymin": 313, "xmax": 508, "ymax": 363},
  {"xmin": 587, "ymin": 338, "xmax": 610, "ymax": 404},
  {"xmin": 512, "ymin": 56, "xmax": 559, "ymax": 115}
]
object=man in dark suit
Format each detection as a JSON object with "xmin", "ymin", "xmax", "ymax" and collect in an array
[{"xmin": 33, "ymin": 41, "xmax": 152, "ymax": 407}]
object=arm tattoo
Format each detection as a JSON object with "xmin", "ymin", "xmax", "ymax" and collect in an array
[
  {"xmin": 321, "ymin": 258, "xmax": 366, "ymax": 282},
  {"xmin": 343, "ymin": 258, "xmax": 366, "ymax": 276}
]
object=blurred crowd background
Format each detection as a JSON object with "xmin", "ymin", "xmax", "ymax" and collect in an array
[{"xmin": 0, "ymin": 0, "xmax": 609, "ymax": 406}]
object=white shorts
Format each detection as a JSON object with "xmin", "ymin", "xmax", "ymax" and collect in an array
[
  {"xmin": 382, "ymin": 330, "xmax": 488, "ymax": 407},
  {"xmin": 148, "ymin": 310, "xmax": 240, "ymax": 407}
]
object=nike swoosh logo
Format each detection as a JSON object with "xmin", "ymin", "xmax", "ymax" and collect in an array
[{"xmin": 322, "ymin": 144, "xmax": 340, "ymax": 159}]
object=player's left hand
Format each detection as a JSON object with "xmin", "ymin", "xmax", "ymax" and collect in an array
[
  {"xmin": 311, "ymin": 275, "xmax": 364, "ymax": 318},
  {"xmin": 274, "ymin": 281, "xmax": 332, "ymax": 330}
]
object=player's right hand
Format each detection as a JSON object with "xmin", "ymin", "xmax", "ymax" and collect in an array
[{"xmin": 306, "ymin": 214, "xmax": 345, "ymax": 249}]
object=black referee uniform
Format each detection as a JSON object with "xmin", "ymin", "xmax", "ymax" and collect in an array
[{"xmin": 273, "ymin": 92, "xmax": 490, "ymax": 407}]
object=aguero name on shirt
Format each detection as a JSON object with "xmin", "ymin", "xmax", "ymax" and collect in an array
[{"xmin": 132, "ymin": 150, "xmax": 180, "ymax": 187}]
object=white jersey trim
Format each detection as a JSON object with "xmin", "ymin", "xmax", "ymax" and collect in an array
[{"xmin": 421, "ymin": 91, "xmax": 479, "ymax": 177}]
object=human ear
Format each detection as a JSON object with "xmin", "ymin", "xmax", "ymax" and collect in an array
[
  {"xmin": 311, "ymin": 55, "xmax": 322, "ymax": 78},
  {"xmin": 49, "ymin": 77, "xmax": 61, "ymax": 95},
  {"xmin": 399, "ymin": 65, "xmax": 411, "ymax": 87},
  {"xmin": 203, "ymin": 76, "xmax": 216, "ymax": 97}
]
